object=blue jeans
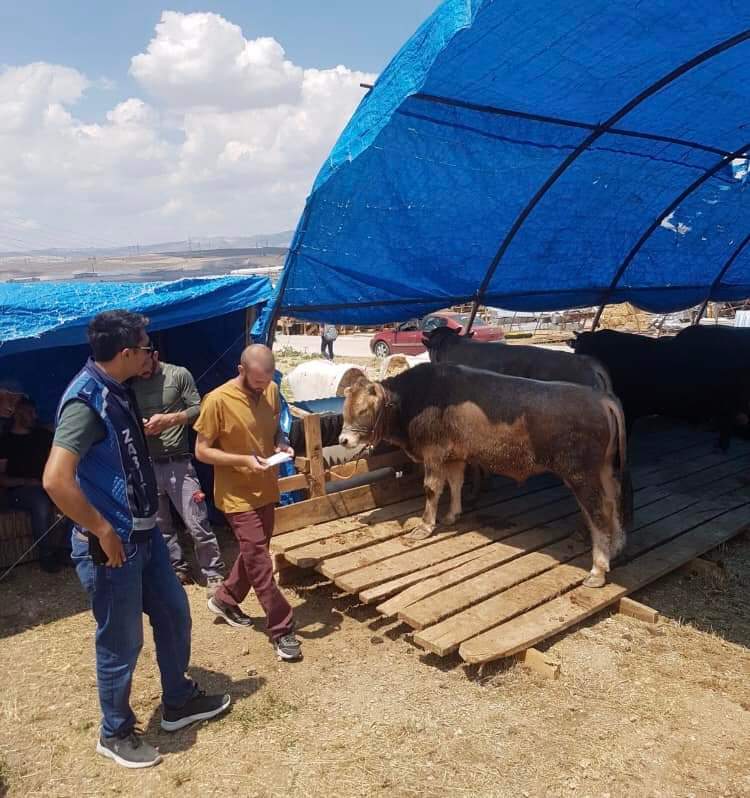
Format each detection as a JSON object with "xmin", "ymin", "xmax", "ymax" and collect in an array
[{"xmin": 71, "ymin": 527, "xmax": 195, "ymax": 738}]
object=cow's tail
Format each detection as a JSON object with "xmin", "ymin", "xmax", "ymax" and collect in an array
[
  {"xmin": 601, "ymin": 395, "xmax": 633, "ymax": 526},
  {"xmin": 587, "ymin": 356, "xmax": 613, "ymax": 394}
]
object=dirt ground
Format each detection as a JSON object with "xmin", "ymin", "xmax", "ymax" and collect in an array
[{"xmin": 0, "ymin": 520, "xmax": 748, "ymax": 798}]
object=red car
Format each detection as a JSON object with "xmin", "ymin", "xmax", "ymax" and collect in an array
[{"xmin": 369, "ymin": 311, "xmax": 504, "ymax": 358}]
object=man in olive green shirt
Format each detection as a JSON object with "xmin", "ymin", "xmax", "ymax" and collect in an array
[{"xmin": 132, "ymin": 352, "xmax": 224, "ymax": 595}]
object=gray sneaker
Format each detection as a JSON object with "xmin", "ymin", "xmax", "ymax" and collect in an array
[
  {"xmin": 206, "ymin": 576, "xmax": 223, "ymax": 599},
  {"xmin": 274, "ymin": 632, "xmax": 302, "ymax": 661},
  {"xmin": 96, "ymin": 730, "xmax": 161, "ymax": 769}
]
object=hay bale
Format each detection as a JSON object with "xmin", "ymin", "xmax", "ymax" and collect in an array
[
  {"xmin": 378, "ymin": 353, "xmax": 429, "ymax": 380},
  {"xmin": 599, "ymin": 302, "xmax": 653, "ymax": 331}
]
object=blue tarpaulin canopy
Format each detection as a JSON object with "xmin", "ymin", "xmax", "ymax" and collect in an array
[
  {"xmin": 0, "ymin": 276, "xmax": 272, "ymax": 420},
  {"xmin": 264, "ymin": 0, "xmax": 750, "ymax": 332}
]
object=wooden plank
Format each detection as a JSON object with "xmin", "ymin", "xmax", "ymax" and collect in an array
[
  {"xmin": 361, "ymin": 447, "xmax": 744, "ymax": 608},
  {"xmin": 273, "ymin": 492, "xmax": 427, "ymax": 553},
  {"xmin": 277, "ymin": 473, "xmax": 309, "ymax": 493},
  {"xmin": 393, "ymin": 459, "xmax": 750, "ymax": 627},
  {"xmin": 290, "ymin": 476, "xmax": 562, "ymax": 570},
  {"xmin": 360, "ymin": 548, "xmax": 496, "ymax": 605},
  {"xmin": 396, "ymin": 532, "xmax": 589, "ymax": 628},
  {"xmin": 348, "ymin": 492, "xmax": 587, "ymax": 598},
  {"xmin": 294, "ymin": 456, "xmax": 310, "ymax": 473},
  {"xmin": 337, "ymin": 526, "xmax": 529, "ymax": 594},
  {"xmin": 272, "ymin": 489, "xmax": 431, "ymax": 554},
  {"xmin": 415, "ymin": 479, "xmax": 749, "ymax": 654},
  {"xmin": 629, "ymin": 428, "xmax": 715, "ymax": 464},
  {"xmin": 317, "ymin": 482, "xmax": 573, "ymax": 579},
  {"xmin": 617, "ymin": 597, "xmax": 659, "ymax": 624},
  {"xmin": 632, "ymin": 448, "xmax": 750, "ymax": 491},
  {"xmin": 303, "ymin": 414, "xmax": 326, "ymax": 497},
  {"xmin": 273, "ymin": 473, "xmax": 559, "ymax": 554},
  {"xmin": 517, "ymin": 647, "xmax": 560, "ymax": 680},
  {"xmin": 415, "ymin": 485, "xmax": 750, "ymax": 657},
  {"xmin": 273, "ymin": 475, "xmax": 423, "ymax": 534},
  {"xmin": 460, "ymin": 501, "xmax": 750, "ymax": 663}
]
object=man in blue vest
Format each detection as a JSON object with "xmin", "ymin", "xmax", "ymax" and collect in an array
[{"xmin": 43, "ymin": 310, "xmax": 230, "ymax": 769}]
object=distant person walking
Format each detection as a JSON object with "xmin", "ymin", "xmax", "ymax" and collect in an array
[
  {"xmin": 194, "ymin": 344, "xmax": 302, "ymax": 661},
  {"xmin": 132, "ymin": 350, "xmax": 225, "ymax": 596},
  {"xmin": 43, "ymin": 310, "xmax": 230, "ymax": 769},
  {"xmin": 320, "ymin": 323, "xmax": 338, "ymax": 360}
]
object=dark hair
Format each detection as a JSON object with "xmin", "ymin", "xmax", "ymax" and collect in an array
[{"xmin": 87, "ymin": 310, "xmax": 149, "ymax": 362}]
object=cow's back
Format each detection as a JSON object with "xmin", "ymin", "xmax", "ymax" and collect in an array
[{"xmin": 436, "ymin": 337, "xmax": 604, "ymax": 389}]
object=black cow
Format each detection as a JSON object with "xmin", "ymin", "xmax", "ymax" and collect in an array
[
  {"xmin": 339, "ymin": 363, "xmax": 630, "ymax": 587},
  {"xmin": 423, "ymin": 327, "xmax": 612, "ymax": 391},
  {"xmin": 571, "ymin": 329, "xmax": 750, "ymax": 448}
]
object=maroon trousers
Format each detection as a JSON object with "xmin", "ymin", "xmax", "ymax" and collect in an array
[{"xmin": 216, "ymin": 504, "xmax": 293, "ymax": 639}]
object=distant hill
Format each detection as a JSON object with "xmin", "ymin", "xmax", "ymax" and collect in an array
[{"xmin": 0, "ymin": 231, "xmax": 294, "ymax": 258}]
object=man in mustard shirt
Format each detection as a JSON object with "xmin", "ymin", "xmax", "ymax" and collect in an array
[{"xmin": 194, "ymin": 344, "xmax": 301, "ymax": 661}]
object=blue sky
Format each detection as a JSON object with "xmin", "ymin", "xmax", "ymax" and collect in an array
[
  {"xmin": 1, "ymin": 1, "xmax": 440, "ymax": 121},
  {"xmin": 0, "ymin": 1, "xmax": 441, "ymax": 248}
]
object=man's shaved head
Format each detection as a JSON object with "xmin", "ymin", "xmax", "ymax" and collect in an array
[
  {"xmin": 240, "ymin": 344, "xmax": 275, "ymax": 371},
  {"xmin": 238, "ymin": 344, "xmax": 275, "ymax": 394}
]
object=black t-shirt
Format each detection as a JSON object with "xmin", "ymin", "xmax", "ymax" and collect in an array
[{"xmin": 0, "ymin": 428, "xmax": 54, "ymax": 480}]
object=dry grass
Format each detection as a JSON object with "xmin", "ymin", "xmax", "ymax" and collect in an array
[{"xmin": 0, "ymin": 525, "xmax": 749, "ymax": 797}]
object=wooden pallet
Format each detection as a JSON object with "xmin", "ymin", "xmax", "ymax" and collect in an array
[{"xmin": 272, "ymin": 423, "xmax": 750, "ymax": 666}]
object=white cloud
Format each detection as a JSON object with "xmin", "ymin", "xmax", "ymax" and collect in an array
[
  {"xmin": 0, "ymin": 12, "xmax": 374, "ymax": 250},
  {"xmin": 0, "ymin": 62, "xmax": 88, "ymax": 134},
  {"xmin": 130, "ymin": 11, "xmax": 303, "ymax": 110}
]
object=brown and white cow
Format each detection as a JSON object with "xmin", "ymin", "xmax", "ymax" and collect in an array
[
  {"xmin": 424, "ymin": 326, "xmax": 612, "ymax": 392},
  {"xmin": 340, "ymin": 363, "xmax": 630, "ymax": 587}
]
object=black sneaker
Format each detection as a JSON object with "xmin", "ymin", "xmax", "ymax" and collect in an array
[
  {"xmin": 273, "ymin": 632, "xmax": 302, "ymax": 661},
  {"xmin": 96, "ymin": 730, "xmax": 161, "ymax": 769},
  {"xmin": 207, "ymin": 596, "xmax": 254, "ymax": 629},
  {"xmin": 161, "ymin": 689, "xmax": 231, "ymax": 732}
]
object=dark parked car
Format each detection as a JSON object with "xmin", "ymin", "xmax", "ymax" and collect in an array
[{"xmin": 369, "ymin": 311, "xmax": 504, "ymax": 358}]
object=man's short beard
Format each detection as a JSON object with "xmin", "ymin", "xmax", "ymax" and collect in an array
[{"xmin": 242, "ymin": 375, "xmax": 265, "ymax": 397}]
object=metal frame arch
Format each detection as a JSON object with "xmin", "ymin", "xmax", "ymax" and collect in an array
[
  {"xmin": 465, "ymin": 27, "xmax": 750, "ymax": 333},
  {"xmin": 693, "ymin": 231, "xmax": 750, "ymax": 324},
  {"xmin": 589, "ymin": 140, "xmax": 750, "ymax": 331}
]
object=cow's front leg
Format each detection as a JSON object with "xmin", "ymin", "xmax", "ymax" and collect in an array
[
  {"xmin": 442, "ymin": 460, "xmax": 465, "ymax": 525},
  {"xmin": 407, "ymin": 463, "xmax": 446, "ymax": 540}
]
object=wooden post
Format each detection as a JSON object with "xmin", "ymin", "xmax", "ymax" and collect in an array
[
  {"xmin": 245, "ymin": 306, "xmax": 257, "ymax": 346},
  {"xmin": 517, "ymin": 647, "xmax": 560, "ymax": 680},
  {"xmin": 617, "ymin": 597, "xmax": 659, "ymax": 624},
  {"xmin": 303, "ymin": 413, "xmax": 326, "ymax": 498}
]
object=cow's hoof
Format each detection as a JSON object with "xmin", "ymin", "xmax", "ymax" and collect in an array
[
  {"xmin": 406, "ymin": 524, "xmax": 434, "ymax": 541},
  {"xmin": 442, "ymin": 512, "xmax": 460, "ymax": 526},
  {"xmin": 583, "ymin": 573, "xmax": 606, "ymax": 588}
]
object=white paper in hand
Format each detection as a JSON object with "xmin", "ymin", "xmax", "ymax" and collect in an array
[{"xmin": 263, "ymin": 451, "xmax": 293, "ymax": 468}]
